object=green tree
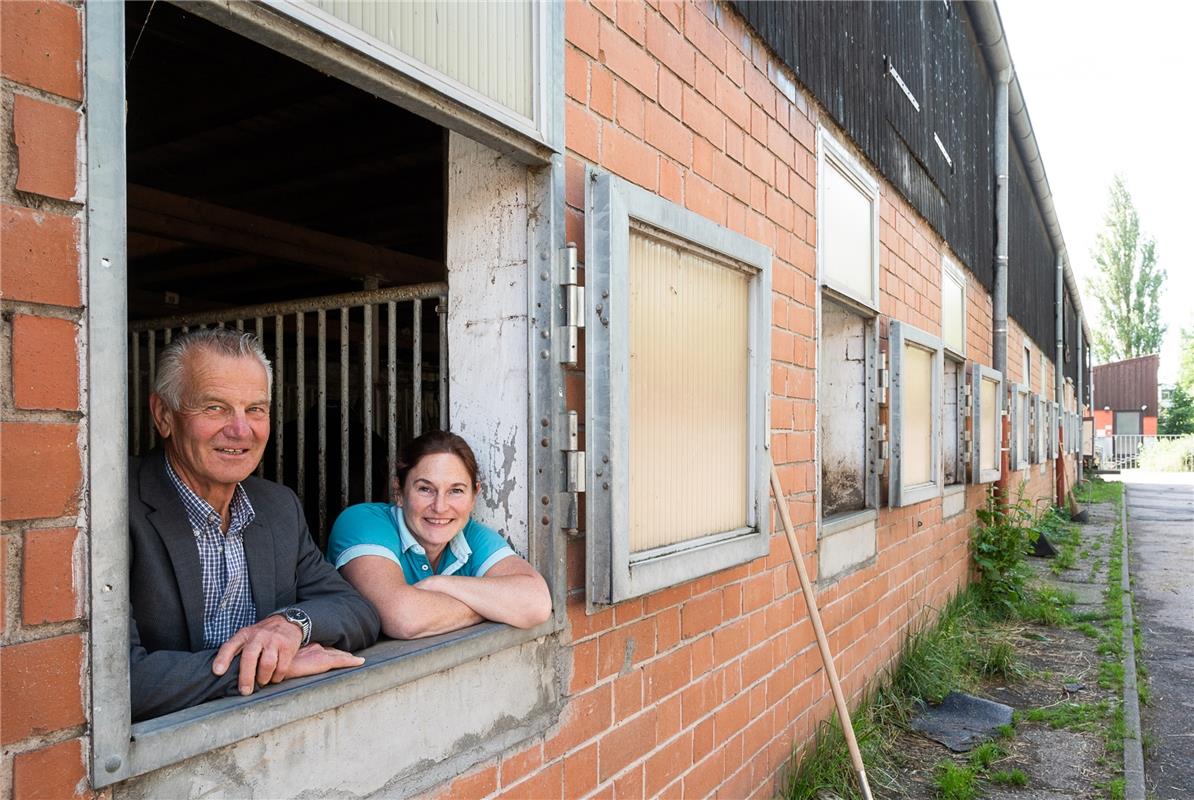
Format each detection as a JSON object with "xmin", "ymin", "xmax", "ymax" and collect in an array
[
  {"xmin": 1159, "ymin": 383, "xmax": 1194, "ymax": 435},
  {"xmin": 1177, "ymin": 327, "xmax": 1194, "ymax": 393},
  {"xmin": 1087, "ymin": 175, "xmax": 1166, "ymax": 362}
]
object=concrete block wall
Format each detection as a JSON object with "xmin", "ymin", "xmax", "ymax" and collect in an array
[{"xmin": 0, "ymin": 2, "xmax": 97, "ymax": 799}]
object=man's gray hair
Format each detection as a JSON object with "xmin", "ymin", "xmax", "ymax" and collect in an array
[{"xmin": 153, "ymin": 328, "xmax": 272, "ymax": 411}]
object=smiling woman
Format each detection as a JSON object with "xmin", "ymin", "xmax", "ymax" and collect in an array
[{"xmin": 327, "ymin": 431, "xmax": 552, "ymax": 639}]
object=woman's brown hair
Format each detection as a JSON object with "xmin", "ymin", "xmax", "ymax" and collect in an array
[{"xmin": 395, "ymin": 430, "xmax": 480, "ymax": 490}]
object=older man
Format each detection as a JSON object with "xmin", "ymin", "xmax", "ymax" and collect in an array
[{"xmin": 129, "ymin": 329, "xmax": 379, "ymax": 721}]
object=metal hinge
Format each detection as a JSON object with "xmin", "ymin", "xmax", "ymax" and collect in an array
[
  {"xmin": 560, "ymin": 410, "xmax": 584, "ymax": 533},
  {"xmin": 876, "ymin": 423, "xmax": 889, "ymax": 469},
  {"xmin": 960, "ymin": 384, "xmax": 973, "ymax": 416},
  {"xmin": 877, "ymin": 352, "xmax": 889, "ymax": 406},
  {"xmin": 560, "ymin": 243, "xmax": 584, "ymax": 366}
]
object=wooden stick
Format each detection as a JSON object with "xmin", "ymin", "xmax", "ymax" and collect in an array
[{"xmin": 769, "ymin": 460, "xmax": 874, "ymax": 800}]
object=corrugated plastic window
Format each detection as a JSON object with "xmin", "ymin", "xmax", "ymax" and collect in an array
[
  {"xmin": 971, "ymin": 364, "xmax": 1003, "ymax": 483},
  {"xmin": 585, "ymin": 171, "xmax": 772, "ymax": 605},
  {"xmin": 890, "ymin": 321, "xmax": 943, "ymax": 506},
  {"xmin": 1013, "ymin": 384, "xmax": 1030, "ymax": 470},
  {"xmin": 941, "ymin": 259, "xmax": 966, "ymax": 357},
  {"xmin": 819, "ymin": 131, "xmax": 879, "ymax": 311},
  {"xmin": 628, "ymin": 229, "xmax": 750, "ymax": 552}
]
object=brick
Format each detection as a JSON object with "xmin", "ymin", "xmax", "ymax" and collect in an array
[
  {"xmin": 658, "ymin": 67, "xmax": 683, "ymax": 119},
  {"xmin": 0, "ymin": 542, "xmax": 6, "ymax": 635},
  {"xmin": 545, "ymin": 682, "xmax": 611, "ymax": 761},
  {"xmin": 0, "ymin": 204, "xmax": 81, "ymax": 306},
  {"xmin": 612, "ymin": 764, "xmax": 643, "ymax": 799},
  {"xmin": 645, "ymin": 11, "xmax": 695, "ymax": 85},
  {"xmin": 12, "ymin": 315, "xmax": 79, "ymax": 410},
  {"xmin": 21, "ymin": 527, "xmax": 79, "ymax": 625},
  {"xmin": 644, "ymin": 104, "xmax": 691, "ymax": 165},
  {"xmin": 681, "ymin": 86, "xmax": 724, "ymax": 149},
  {"xmin": 12, "ymin": 736, "xmax": 86, "ymax": 800},
  {"xmin": 13, "ymin": 94, "xmax": 80, "ymax": 202},
  {"xmin": 599, "ymin": 20, "xmax": 656, "ymax": 100},
  {"xmin": 598, "ymin": 707, "xmax": 657, "ymax": 782},
  {"xmin": 563, "ymin": 742, "xmax": 598, "ymax": 799},
  {"xmin": 499, "ymin": 743, "xmax": 543, "ymax": 786},
  {"xmin": 0, "ymin": 634, "xmax": 84, "ymax": 743},
  {"xmin": 0, "ymin": 423, "xmax": 80, "ymax": 520},
  {"xmin": 683, "ymin": 172, "xmax": 725, "ymax": 227},
  {"xmin": 591, "ymin": 64, "xmax": 615, "ymax": 120},
  {"xmin": 566, "ymin": 0, "xmax": 600, "ymax": 58},
  {"xmin": 602, "ymin": 125, "xmax": 657, "ymax": 192},
  {"xmin": 645, "ymin": 645, "xmax": 691, "ymax": 703},
  {"xmin": 0, "ymin": 1, "xmax": 82, "ymax": 101},
  {"xmin": 614, "ymin": 81, "xmax": 645, "ymax": 139},
  {"xmin": 498, "ymin": 762, "xmax": 561, "ymax": 800},
  {"xmin": 441, "ymin": 766, "xmax": 497, "ymax": 800},
  {"xmin": 616, "ymin": 0, "xmax": 645, "ymax": 44},
  {"xmin": 680, "ymin": 591, "xmax": 722, "ymax": 639},
  {"xmin": 565, "ymin": 46, "xmax": 588, "ymax": 102},
  {"xmin": 682, "ymin": 4, "xmax": 726, "ymax": 70},
  {"xmin": 613, "ymin": 670, "xmax": 643, "ymax": 718},
  {"xmin": 683, "ymin": 749, "xmax": 726, "ymax": 798},
  {"xmin": 659, "ymin": 158, "xmax": 683, "ymax": 205},
  {"xmin": 566, "ymin": 100, "xmax": 600, "ymax": 163},
  {"xmin": 570, "ymin": 637, "xmax": 598, "ymax": 693}
]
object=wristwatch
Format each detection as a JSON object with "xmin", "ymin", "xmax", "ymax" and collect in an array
[{"xmin": 279, "ymin": 606, "xmax": 312, "ymax": 646}]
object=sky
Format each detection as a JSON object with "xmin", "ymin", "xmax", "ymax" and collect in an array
[{"xmin": 996, "ymin": 0, "xmax": 1194, "ymax": 384}]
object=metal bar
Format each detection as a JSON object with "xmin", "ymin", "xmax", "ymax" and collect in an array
[
  {"xmin": 131, "ymin": 331, "xmax": 141, "ymax": 454},
  {"xmin": 438, "ymin": 296, "xmax": 448, "ymax": 429},
  {"xmin": 275, "ymin": 314, "xmax": 284, "ymax": 481},
  {"xmin": 340, "ymin": 307, "xmax": 350, "ymax": 509},
  {"xmin": 363, "ymin": 302, "xmax": 373, "ymax": 503},
  {"xmin": 256, "ymin": 317, "xmax": 264, "ymax": 477},
  {"xmin": 147, "ymin": 333, "xmax": 156, "ymax": 449},
  {"xmin": 164, "ymin": 328, "xmax": 172, "ymax": 346},
  {"xmin": 317, "ymin": 310, "xmax": 328, "ymax": 545},
  {"xmin": 413, "ymin": 299, "xmax": 423, "ymax": 437},
  {"xmin": 296, "ymin": 312, "xmax": 305, "ymax": 507},
  {"xmin": 387, "ymin": 301, "xmax": 397, "ymax": 493},
  {"xmin": 130, "ymin": 282, "xmax": 449, "ymax": 331}
]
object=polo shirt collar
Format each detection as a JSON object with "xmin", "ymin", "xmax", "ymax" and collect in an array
[{"xmin": 390, "ymin": 504, "xmax": 472, "ymax": 576}]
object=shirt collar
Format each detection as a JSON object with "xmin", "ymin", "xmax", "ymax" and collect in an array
[
  {"xmin": 164, "ymin": 454, "xmax": 255, "ymax": 536},
  {"xmin": 390, "ymin": 504, "xmax": 472, "ymax": 571}
]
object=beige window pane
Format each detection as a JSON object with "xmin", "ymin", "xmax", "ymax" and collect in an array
[
  {"xmin": 980, "ymin": 377, "xmax": 998, "ymax": 471},
  {"xmin": 903, "ymin": 342, "xmax": 933, "ymax": 486},
  {"xmin": 823, "ymin": 160, "xmax": 874, "ymax": 305},
  {"xmin": 628, "ymin": 230, "xmax": 750, "ymax": 553},
  {"xmin": 312, "ymin": 0, "xmax": 534, "ymax": 119},
  {"xmin": 942, "ymin": 270, "xmax": 965, "ymax": 354}
]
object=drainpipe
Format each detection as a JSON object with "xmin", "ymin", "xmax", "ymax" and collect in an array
[
  {"xmin": 993, "ymin": 67, "xmax": 1012, "ymax": 497},
  {"xmin": 1055, "ymin": 254, "xmax": 1067, "ymax": 507}
]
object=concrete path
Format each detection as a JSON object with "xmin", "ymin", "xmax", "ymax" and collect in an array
[{"xmin": 1119, "ymin": 471, "xmax": 1194, "ymax": 800}]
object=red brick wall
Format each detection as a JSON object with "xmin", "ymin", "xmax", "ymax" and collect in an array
[{"xmin": 0, "ymin": 2, "xmax": 95, "ymax": 798}]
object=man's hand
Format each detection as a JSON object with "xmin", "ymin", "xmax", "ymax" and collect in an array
[
  {"xmin": 212, "ymin": 615, "xmax": 304, "ymax": 695},
  {"xmin": 283, "ymin": 643, "xmax": 365, "ymax": 679}
]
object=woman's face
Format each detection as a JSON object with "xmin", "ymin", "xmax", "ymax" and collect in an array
[{"xmin": 396, "ymin": 452, "xmax": 478, "ymax": 554}]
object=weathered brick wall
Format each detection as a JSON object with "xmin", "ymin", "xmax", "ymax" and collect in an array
[{"xmin": 0, "ymin": 2, "xmax": 96, "ymax": 799}]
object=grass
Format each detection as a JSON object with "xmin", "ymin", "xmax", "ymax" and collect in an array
[
  {"xmin": 988, "ymin": 768, "xmax": 1028, "ymax": 786},
  {"xmin": 967, "ymin": 742, "xmax": 1004, "ymax": 770},
  {"xmin": 934, "ymin": 760, "xmax": 977, "ymax": 800},
  {"xmin": 1074, "ymin": 477, "xmax": 1123, "ymax": 505},
  {"xmin": 1023, "ymin": 700, "xmax": 1111, "ymax": 732}
]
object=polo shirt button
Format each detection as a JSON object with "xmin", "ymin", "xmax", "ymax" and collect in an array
[{"xmin": 421, "ymin": 565, "xmax": 429, "ymax": 571}]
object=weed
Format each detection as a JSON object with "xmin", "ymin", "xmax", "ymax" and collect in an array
[
  {"xmin": 971, "ymin": 638, "xmax": 1020, "ymax": 679},
  {"xmin": 1099, "ymin": 660, "xmax": 1125, "ymax": 690},
  {"xmin": 1102, "ymin": 777, "xmax": 1126, "ymax": 800},
  {"xmin": 988, "ymin": 768, "xmax": 1028, "ymax": 786},
  {"xmin": 967, "ymin": 742, "xmax": 1004, "ymax": 770},
  {"xmin": 1016, "ymin": 585, "xmax": 1076, "ymax": 625},
  {"xmin": 971, "ymin": 486, "xmax": 1037, "ymax": 614},
  {"xmin": 996, "ymin": 723, "xmax": 1015, "ymax": 739},
  {"xmin": 934, "ymin": 761, "xmax": 977, "ymax": 800},
  {"xmin": 1023, "ymin": 701, "xmax": 1109, "ymax": 731},
  {"xmin": 1076, "ymin": 622, "xmax": 1100, "ymax": 638}
]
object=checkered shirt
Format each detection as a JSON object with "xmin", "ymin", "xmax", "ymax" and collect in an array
[{"xmin": 164, "ymin": 456, "xmax": 258, "ymax": 649}]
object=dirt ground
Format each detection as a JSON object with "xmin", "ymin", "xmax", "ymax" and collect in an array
[{"xmin": 872, "ymin": 500, "xmax": 1123, "ymax": 800}]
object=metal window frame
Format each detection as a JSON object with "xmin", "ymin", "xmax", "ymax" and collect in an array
[
  {"xmin": 1010, "ymin": 383, "xmax": 1030, "ymax": 470},
  {"xmin": 942, "ymin": 354, "xmax": 967, "ymax": 487},
  {"xmin": 1032, "ymin": 393, "xmax": 1045, "ymax": 464},
  {"xmin": 86, "ymin": 0, "xmax": 567, "ymax": 785},
  {"xmin": 817, "ymin": 128, "xmax": 881, "ymax": 313},
  {"xmin": 889, "ymin": 321, "xmax": 944, "ymax": 507},
  {"xmin": 1049, "ymin": 401, "xmax": 1060, "ymax": 459},
  {"xmin": 585, "ymin": 170, "xmax": 772, "ymax": 606},
  {"xmin": 970, "ymin": 363, "xmax": 1004, "ymax": 484},
  {"xmin": 941, "ymin": 256, "xmax": 967, "ymax": 359}
]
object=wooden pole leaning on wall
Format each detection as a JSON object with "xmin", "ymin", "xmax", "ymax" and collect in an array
[{"xmin": 769, "ymin": 460, "xmax": 874, "ymax": 800}]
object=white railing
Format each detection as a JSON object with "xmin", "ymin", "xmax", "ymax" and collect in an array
[
  {"xmin": 129, "ymin": 283, "xmax": 449, "ymax": 545},
  {"xmin": 1094, "ymin": 434, "xmax": 1192, "ymax": 471}
]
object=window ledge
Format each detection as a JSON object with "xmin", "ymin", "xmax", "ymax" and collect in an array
[
  {"xmin": 820, "ymin": 508, "xmax": 878, "ymax": 539},
  {"xmin": 118, "ymin": 619, "xmax": 557, "ymax": 784}
]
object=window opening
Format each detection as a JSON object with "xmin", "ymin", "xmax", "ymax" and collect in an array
[
  {"xmin": 820, "ymin": 301, "xmax": 875, "ymax": 517},
  {"xmin": 971, "ymin": 364, "xmax": 1003, "ymax": 483},
  {"xmin": 889, "ymin": 321, "xmax": 943, "ymax": 506},
  {"xmin": 124, "ymin": 2, "xmax": 448, "ymax": 544},
  {"xmin": 943, "ymin": 357, "xmax": 965, "ymax": 485}
]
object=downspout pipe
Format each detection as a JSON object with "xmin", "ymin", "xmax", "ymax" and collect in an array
[
  {"xmin": 993, "ymin": 67, "xmax": 1011, "ymax": 495},
  {"xmin": 1055, "ymin": 253, "xmax": 1067, "ymax": 506},
  {"xmin": 1077, "ymin": 315, "xmax": 1085, "ymax": 481}
]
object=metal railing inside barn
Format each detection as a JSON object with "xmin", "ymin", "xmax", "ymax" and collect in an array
[{"xmin": 128, "ymin": 283, "xmax": 449, "ymax": 546}]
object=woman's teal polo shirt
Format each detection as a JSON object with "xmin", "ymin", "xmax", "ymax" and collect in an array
[{"xmin": 327, "ymin": 503, "xmax": 515, "ymax": 583}]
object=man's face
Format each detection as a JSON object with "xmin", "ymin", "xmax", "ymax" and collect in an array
[{"xmin": 150, "ymin": 350, "xmax": 270, "ymax": 502}]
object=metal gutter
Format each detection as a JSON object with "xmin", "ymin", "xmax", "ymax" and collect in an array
[{"xmin": 966, "ymin": 1, "xmax": 1093, "ymax": 344}]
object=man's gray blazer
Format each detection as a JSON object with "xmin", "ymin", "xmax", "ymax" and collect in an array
[{"xmin": 129, "ymin": 450, "xmax": 380, "ymax": 721}]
